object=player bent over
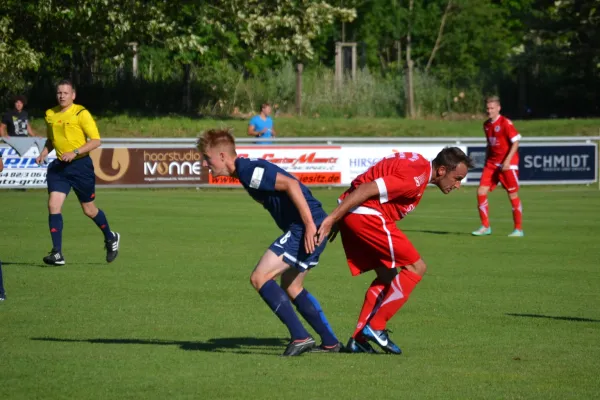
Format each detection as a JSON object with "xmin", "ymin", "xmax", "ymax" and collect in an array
[
  {"xmin": 317, "ymin": 148, "xmax": 473, "ymax": 354},
  {"xmin": 197, "ymin": 129, "xmax": 340, "ymax": 356}
]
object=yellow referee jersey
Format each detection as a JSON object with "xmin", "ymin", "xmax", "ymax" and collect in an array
[{"xmin": 45, "ymin": 104, "xmax": 100, "ymax": 158}]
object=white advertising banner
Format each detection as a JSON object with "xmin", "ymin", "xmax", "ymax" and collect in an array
[
  {"xmin": 0, "ymin": 145, "xmax": 57, "ymax": 189},
  {"xmin": 340, "ymin": 144, "xmax": 468, "ymax": 184},
  {"xmin": 0, "ymin": 142, "xmax": 477, "ymax": 188}
]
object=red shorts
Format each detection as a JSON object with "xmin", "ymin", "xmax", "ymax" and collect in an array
[
  {"xmin": 480, "ymin": 165, "xmax": 519, "ymax": 193},
  {"xmin": 339, "ymin": 211, "xmax": 421, "ymax": 276}
]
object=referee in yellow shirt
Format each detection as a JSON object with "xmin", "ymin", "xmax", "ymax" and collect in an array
[{"xmin": 36, "ymin": 79, "xmax": 120, "ymax": 265}]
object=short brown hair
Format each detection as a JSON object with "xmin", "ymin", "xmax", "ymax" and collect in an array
[
  {"xmin": 486, "ymin": 95, "xmax": 500, "ymax": 105},
  {"xmin": 56, "ymin": 79, "xmax": 75, "ymax": 91},
  {"xmin": 432, "ymin": 147, "xmax": 474, "ymax": 171},
  {"xmin": 196, "ymin": 129, "xmax": 236, "ymax": 154},
  {"xmin": 261, "ymin": 103, "xmax": 271, "ymax": 111}
]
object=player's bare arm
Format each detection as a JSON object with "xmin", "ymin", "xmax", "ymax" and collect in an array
[
  {"xmin": 274, "ymin": 172, "xmax": 317, "ymax": 254},
  {"xmin": 247, "ymin": 124, "xmax": 259, "ymax": 137},
  {"xmin": 27, "ymin": 122, "xmax": 38, "ymax": 137},
  {"xmin": 317, "ymin": 181, "xmax": 380, "ymax": 245},
  {"xmin": 0, "ymin": 157, "xmax": 4, "ymax": 172},
  {"xmin": 61, "ymin": 139, "xmax": 101, "ymax": 162},
  {"xmin": 36, "ymin": 139, "xmax": 55, "ymax": 165},
  {"xmin": 502, "ymin": 141, "xmax": 519, "ymax": 171},
  {"xmin": 0, "ymin": 123, "xmax": 6, "ymax": 137}
]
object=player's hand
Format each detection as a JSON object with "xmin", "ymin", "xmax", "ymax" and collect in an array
[
  {"xmin": 304, "ymin": 221, "xmax": 317, "ymax": 254},
  {"xmin": 316, "ymin": 216, "xmax": 337, "ymax": 245},
  {"xmin": 61, "ymin": 152, "xmax": 77, "ymax": 162},
  {"xmin": 35, "ymin": 154, "xmax": 47, "ymax": 165},
  {"xmin": 501, "ymin": 162, "xmax": 511, "ymax": 171},
  {"xmin": 327, "ymin": 222, "xmax": 340, "ymax": 243}
]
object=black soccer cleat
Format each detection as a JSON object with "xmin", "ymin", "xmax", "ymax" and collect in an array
[
  {"xmin": 309, "ymin": 342, "xmax": 344, "ymax": 353},
  {"xmin": 43, "ymin": 249, "xmax": 66, "ymax": 266},
  {"xmin": 344, "ymin": 337, "xmax": 379, "ymax": 354},
  {"xmin": 105, "ymin": 232, "xmax": 120, "ymax": 263},
  {"xmin": 281, "ymin": 337, "xmax": 316, "ymax": 356}
]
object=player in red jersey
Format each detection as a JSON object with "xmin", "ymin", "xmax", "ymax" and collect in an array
[
  {"xmin": 472, "ymin": 96, "xmax": 524, "ymax": 237},
  {"xmin": 316, "ymin": 147, "xmax": 473, "ymax": 354}
]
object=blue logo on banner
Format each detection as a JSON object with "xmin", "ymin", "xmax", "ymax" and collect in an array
[{"xmin": 467, "ymin": 144, "xmax": 597, "ymax": 183}]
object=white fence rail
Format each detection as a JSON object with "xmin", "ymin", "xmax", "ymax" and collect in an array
[{"xmin": 100, "ymin": 136, "xmax": 600, "ymax": 145}]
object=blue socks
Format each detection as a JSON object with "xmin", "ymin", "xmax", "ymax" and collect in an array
[
  {"xmin": 92, "ymin": 209, "xmax": 114, "ymax": 241},
  {"xmin": 0, "ymin": 260, "xmax": 5, "ymax": 297},
  {"xmin": 49, "ymin": 210, "xmax": 113, "ymax": 252},
  {"xmin": 258, "ymin": 280, "xmax": 310, "ymax": 340},
  {"xmin": 293, "ymin": 289, "xmax": 339, "ymax": 346},
  {"xmin": 48, "ymin": 214, "xmax": 63, "ymax": 252}
]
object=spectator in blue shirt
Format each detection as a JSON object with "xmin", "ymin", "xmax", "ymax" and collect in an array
[{"xmin": 248, "ymin": 103, "xmax": 277, "ymax": 144}]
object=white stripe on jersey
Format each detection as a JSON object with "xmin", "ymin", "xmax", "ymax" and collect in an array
[
  {"xmin": 249, "ymin": 167, "xmax": 264, "ymax": 189},
  {"xmin": 377, "ymin": 214, "xmax": 396, "ymax": 269},
  {"xmin": 375, "ymin": 177, "xmax": 389, "ymax": 203}
]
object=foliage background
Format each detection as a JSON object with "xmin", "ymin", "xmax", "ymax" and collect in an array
[{"xmin": 1, "ymin": 0, "xmax": 599, "ymax": 118}]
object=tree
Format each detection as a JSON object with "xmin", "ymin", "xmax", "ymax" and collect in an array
[
  {"xmin": 0, "ymin": 16, "xmax": 42, "ymax": 100},
  {"xmin": 223, "ymin": 1, "xmax": 356, "ymax": 114}
]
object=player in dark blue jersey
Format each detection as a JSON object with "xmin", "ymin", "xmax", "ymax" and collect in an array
[{"xmin": 197, "ymin": 129, "xmax": 340, "ymax": 356}]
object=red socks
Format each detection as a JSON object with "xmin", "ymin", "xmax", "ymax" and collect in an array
[
  {"xmin": 352, "ymin": 269, "xmax": 422, "ymax": 336},
  {"xmin": 477, "ymin": 194, "xmax": 490, "ymax": 228},
  {"xmin": 351, "ymin": 278, "xmax": 387, "ymax": 339},
  {"xmin": 369, "ymin": 269, "xmax": 421, "ymax": 330},
  {"xmin": 510, "ymin": 196, "xmax": 523, "ymax": 230}
]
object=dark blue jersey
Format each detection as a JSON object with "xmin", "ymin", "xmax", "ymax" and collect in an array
[{"xmin": 235, "ymin": 157, "xmax": 327, "ymax": 232}]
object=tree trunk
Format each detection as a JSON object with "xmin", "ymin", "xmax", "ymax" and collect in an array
[
  {"xmin": 183, "ymin": 63, "xmax": 192, "ymax": 113},
  {"xmin": 406, "ymin": 0, "xmax": 415, "ymax": 119},
  {"xmin": 379, "ymin": 53, "xmax": 388, "ymax": 77},
  {"xmin": 425, "ymin": 0, "xmax": 452, "ymax": 73},
  {"xmin": 296, "ymin": 62, "xmax": 303, "ymax": 116},
  {"xmin": 130, "ymin": 42, "xmax": 139, "ymax": 79},
  {"xmin": 518, "ymin": 66, "xmax": 527, "ymax": 118},
  {"xmin": 395, "ymin": 40, "xmax": 402, "ymax": 71}
]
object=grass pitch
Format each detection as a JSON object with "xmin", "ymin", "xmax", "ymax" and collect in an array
[{"xmin": 1, "ymin": 187, "xmax": 599, "ymax": 399}]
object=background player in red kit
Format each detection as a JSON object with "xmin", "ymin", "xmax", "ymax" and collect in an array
[
  {"xmin": 472, "ymin": 96, "xmax": 524, "ymax": 237},
  {"xmin": 317, "ymin": 147, "xmax": 473, "ymax": 354}
]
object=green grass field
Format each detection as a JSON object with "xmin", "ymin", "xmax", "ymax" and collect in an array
[
  {"xmin": 1, "ymin": 187, "xmax": 599, "ymax": 399},
  {"xmin": 29, "ymin": 115, "xmax": 600, "ymax": 138}
]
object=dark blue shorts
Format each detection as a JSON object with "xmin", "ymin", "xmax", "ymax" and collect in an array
[
  {"xmin": 46, "ymin": 156, "xmax": 96, "ymax": 203},
  {"xmin": 268, "ymin": 225, "xmax": 328, "ymax": 271}
]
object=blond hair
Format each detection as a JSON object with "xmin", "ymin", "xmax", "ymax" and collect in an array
[
  {"xmin": 486, "ymin": 95, "xmax": 501, "ymax": 105},
  {"xmin": 196, "ymin": 129, "xmax": 236, "ymax": 154}
]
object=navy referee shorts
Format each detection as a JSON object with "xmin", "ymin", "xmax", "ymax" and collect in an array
[{"xmin": 46, "ymin": 156, "xmax": 96, "ymax": 203}]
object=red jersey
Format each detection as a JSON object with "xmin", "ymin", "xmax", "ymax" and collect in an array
[
  {"xmin": 484, "ymin": 115, "xmax": 521, "ymax": 168},
  {"xmin": 340, "ymin": 152, "xmax": 432, "ymax": 222}
]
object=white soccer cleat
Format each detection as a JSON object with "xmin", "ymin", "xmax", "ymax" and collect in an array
[
  {"xmin": 472, "ymin": 226, "xmax": 492, "ymax": 236},
  {"xmin": 508, "ymin": 229, "xmax": 524, "ymax": 237}
]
